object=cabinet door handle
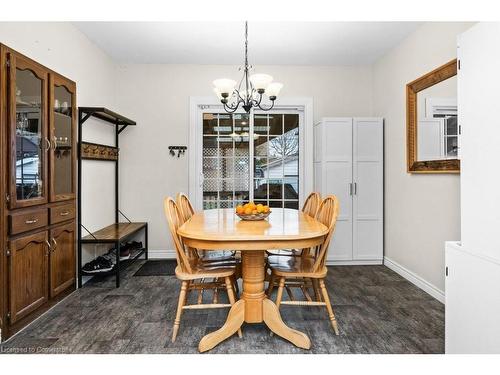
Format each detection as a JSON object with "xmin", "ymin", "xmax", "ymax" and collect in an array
[
  {"xmin": 45, "ymin": 240, "xmax": 51, "ymax": 256},
  {"xmin": 53, "ymin": 136, "xmax": 58, "ymax": 150},
  {"xmin": 25, "ymin": 218, "xmax": 38, "ymax": 224},
  {"xmin": 349, "ymin": 183, "xmax": 353, "ymax": 196},
  {"xmin": 44, "ymin": 137, "xmax": 51, "ymax": 150},
  {"xmin": 51, "ymin": 238, "xmax": 58, "ymax": 252},
  {"xmin": 60, "ymin": 211, "xmax": 70, "ymax": 216},
  {"xmin": 354, "ymin": 182, "xmax": 358, "ymax": 195}
]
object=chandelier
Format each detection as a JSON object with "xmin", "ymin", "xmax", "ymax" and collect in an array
[{"xmin": 213, "ymin": 21, "xmax": 283, "ymax": 113}]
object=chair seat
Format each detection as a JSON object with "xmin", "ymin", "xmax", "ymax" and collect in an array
[
  {"xmin": 267, "ymin": 255, "xmax": 327, "ymax": 278},
  {"xmin": 201, "ymin": 250, "xmax": 237, "ymax": 262},
  {"xmin": 175, "ymin": 258, "xmax": 237, "ymax": 280}
]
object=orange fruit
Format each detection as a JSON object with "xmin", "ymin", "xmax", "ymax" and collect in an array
[
  {"xmin": 263, "ymin": 205, "xmax": 270, "ymax": 213},
  {"xmin": 252, "ymin": 210, "xmax": 258, "ymax": 215},
  {"xmin": 256, "ymin": 204, "xmax": 264, "ymax": 213},
  {"xmin": 236, "ymin": 205, "xmax": 244, "ymax": 214},
  {"xmin": 244, "ymin": 207, "xmax": 253, "ymax": 215}
]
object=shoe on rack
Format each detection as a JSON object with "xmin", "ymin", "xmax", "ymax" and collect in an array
[
  {"xmin": 82, "ymin": 256, "xmax": 113, "ymax": 273},
  {"xmin": 120, "ymin": 241, "xmax": 142, "ymax": 258},
  {"xmin": 103, "ymin": 247, "xmax": 130, "ymax": 262},
  {"xmin": 102, "ymin": 248, "xmax": 118, "ymax": 264},
  {"xmin": 119, "ymin": 246, "xmax": 130, "ymax": 260},
  {"xmin": 123, "ymin": 241, "xmax": 142, "ymax": 250}
]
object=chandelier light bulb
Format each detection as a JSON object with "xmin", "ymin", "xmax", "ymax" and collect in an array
[
  {"xmin": 249, "ymin": 73, "xmax": 273, "ymax": 92},
  {"xmin": 213, "ymin": 87, "xmax": 223, "ymax": 101}
]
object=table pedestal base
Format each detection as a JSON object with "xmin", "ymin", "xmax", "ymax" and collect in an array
[{"xmin": 198, "ymin": 251, "xmax": 311, "ymax": 353}]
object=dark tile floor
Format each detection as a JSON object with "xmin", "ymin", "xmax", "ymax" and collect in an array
[{"xmin": 0, "ymin": 262, "xmax": 444, "ymax": 354}]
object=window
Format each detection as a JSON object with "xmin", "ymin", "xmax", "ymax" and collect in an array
[
  {"xmin": 253, "ymin": 113, "xmax": 299, "ymax": 209},
  {"xmin": 201, "ymin": 111, "xmax": 301, "ymax": 210},
  {"xmin": 426, "ymin": 97, "xmax": 459, "ymax": 159},
  {"xmin": 202, "ymin": 113, "xmax": 250, "ymax": 209}
]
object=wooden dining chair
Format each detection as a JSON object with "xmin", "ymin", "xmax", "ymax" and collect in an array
[
  {"xmin": 267, "ymin": 195, "xmax": 340, "ymax": 335},
  {"xmin": 176, "ymin": 192, "xmax": 237, "ymax": 262},
  {"xmin": 266, "ymin": 192, "xmax": 321, "ymax": 258},
  {"xmin": 175, "ymin": 192, "xmax": 241, "ymax": 304},
  {"xmin": 163, "ymin": 197, "xmax": 242, "ymax": 342}
]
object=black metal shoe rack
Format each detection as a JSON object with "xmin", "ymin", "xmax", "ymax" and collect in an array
[{"xmin": 77, "ymin": 107, "xmax": 148, "ymax": 288}]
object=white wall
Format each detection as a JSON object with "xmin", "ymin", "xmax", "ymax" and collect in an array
[
  {"xmin": 372, "ymin": 22, "xmax": 474, "ymax": 293},
  {"xmin": 0, "ymin": 22, "xmax": 117, "ymax": 263},
  {"xmin": 114, "ymin": 64, "xmax": 373, "ymax": 251}
]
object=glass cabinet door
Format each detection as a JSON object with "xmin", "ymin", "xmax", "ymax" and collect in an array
[
  {"xmin": 9, "ymin": 54, "xmax": 48, "ymax": 209},
  {"xmin": 50, "ymin": 75, "xmax": 76, "ymax": 201}
]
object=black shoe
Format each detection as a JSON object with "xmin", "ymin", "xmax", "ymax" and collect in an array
[
  {"xmin": 82, "ymin": 256, "xmax": 113, "ymax": 273},
  {"xmin": 120, "ymin": 241, "xmax": 142, "ymax": 258},
  {"xmin": 119, "ymin": 247, "xmax": 130, "ymax": 260},
  {"xmin": 123, "ymin": 241, "xmax": 142, "ymax": 250},
  {"xmin": 102, "ymin": 248, "xmax": 119, "ymax": 264}
]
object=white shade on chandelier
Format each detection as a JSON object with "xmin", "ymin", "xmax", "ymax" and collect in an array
[
  {"xmin": 213, "ymin": 75, "xmax": 283, "ymax": 98},
  {"xmin": 249, "ymin": 73, "xmax": 273, "ymax": 91},
  {"xmin": 265, "ymin": 82, "xmax": 284, "ymax": 98},
  {"xmin": 213, "ymin": 79, "xmax": 237, "ymax": 95}
]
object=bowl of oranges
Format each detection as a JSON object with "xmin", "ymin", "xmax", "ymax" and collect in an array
[{"xmin": 235, "ymin": 202, "xmax": 271, "ymax": 221}]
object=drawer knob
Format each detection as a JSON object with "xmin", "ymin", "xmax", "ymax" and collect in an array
[
  {"xmin": 25, "ymin": 219, "xmax": 38, "ymax": 224},
  {"xmin": 60, "ymin": 211, "xmax": 70, "ymax": 216}
]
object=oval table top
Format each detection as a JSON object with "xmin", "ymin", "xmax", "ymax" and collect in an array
[{"xmin": 178, "ymin": 208, "xmax": 328, "ymax": 250}]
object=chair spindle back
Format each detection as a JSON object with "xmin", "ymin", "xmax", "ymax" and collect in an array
[
  {"xmin": 312, "ymin": 195, "xmax": 340, "ymax": 272},
  {"xmin": 176, "ymin": 192, "xmax": 195, "ymax": 223},
  {"xmin": 175, "ymin": 193, "xmax": 200, "ymax": 259},
  {"xmin": 163, "ymin": 197, "xmax": 193, "ymax": 273},
  {"xmin": 302, "ymin": 192, "xmax": 321, "ymax": 217}
]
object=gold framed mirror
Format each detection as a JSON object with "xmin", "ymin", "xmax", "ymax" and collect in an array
[{"xmin": 406, "ymin": 59, "xmax": 460, "ymax": 173}]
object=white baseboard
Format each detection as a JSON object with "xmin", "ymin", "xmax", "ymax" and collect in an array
[
  {"xmin": 384, "ymin": 256, "xmax": 445, "ymax": 304},
  {"xmin": 326, "ymin": 259, "xmax": 383, "ymax": 266},
  {"xmin": 148, "ymin": 249, "xmax": 176, "ymax": 259}
]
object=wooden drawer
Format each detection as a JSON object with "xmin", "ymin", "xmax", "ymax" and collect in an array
[
  {"xmin": 9, "ymin": 208, "xmax": 48, "ymax": 235},
  {"xmin": 50, "ymin": 204, "xmax": 75, "ymax": 225}
]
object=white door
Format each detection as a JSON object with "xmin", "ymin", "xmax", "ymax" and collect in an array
[
  {"xmin": 321, "ymin": 118, "xmax": 354, "ymax": 262},
  {"xmin": 353, "ymin": 118, "xmax": 383, "ymax": 261}
]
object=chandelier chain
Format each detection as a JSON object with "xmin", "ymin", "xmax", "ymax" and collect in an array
[
  {"xmin": 215, "ymin": 21, "xmax": 280, "ymax": 113},
  {"xmin": 245, "ymin": 21, "xmax": 248, "ymax": 69}
]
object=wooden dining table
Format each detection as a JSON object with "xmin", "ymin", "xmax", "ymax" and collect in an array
[{"xmin": 177, "ymin": 207, "xmax": 329, "ymax": 352}]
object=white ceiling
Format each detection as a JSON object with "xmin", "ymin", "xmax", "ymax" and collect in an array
[{"xmin": 74, "ymin": 22, "xmax": 421, "ymax": 66}]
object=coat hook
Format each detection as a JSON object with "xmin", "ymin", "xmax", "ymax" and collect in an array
[{"xmin": 168, "ymin": 145, "xmax": 187, "ymax": 157}]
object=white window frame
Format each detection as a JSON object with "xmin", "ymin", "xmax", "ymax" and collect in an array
[
  {"xmin": 425, "ymin": 97, "xmax": 458, "ymax": 118},
  {"xmin": 189, "ymin": 96, "xmax": 314, "ymax": 211}
]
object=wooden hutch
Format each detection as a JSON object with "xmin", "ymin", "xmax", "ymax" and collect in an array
[{"xmin": 0, "ymin": 44, "xmax": 77, "ymax": 341}]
